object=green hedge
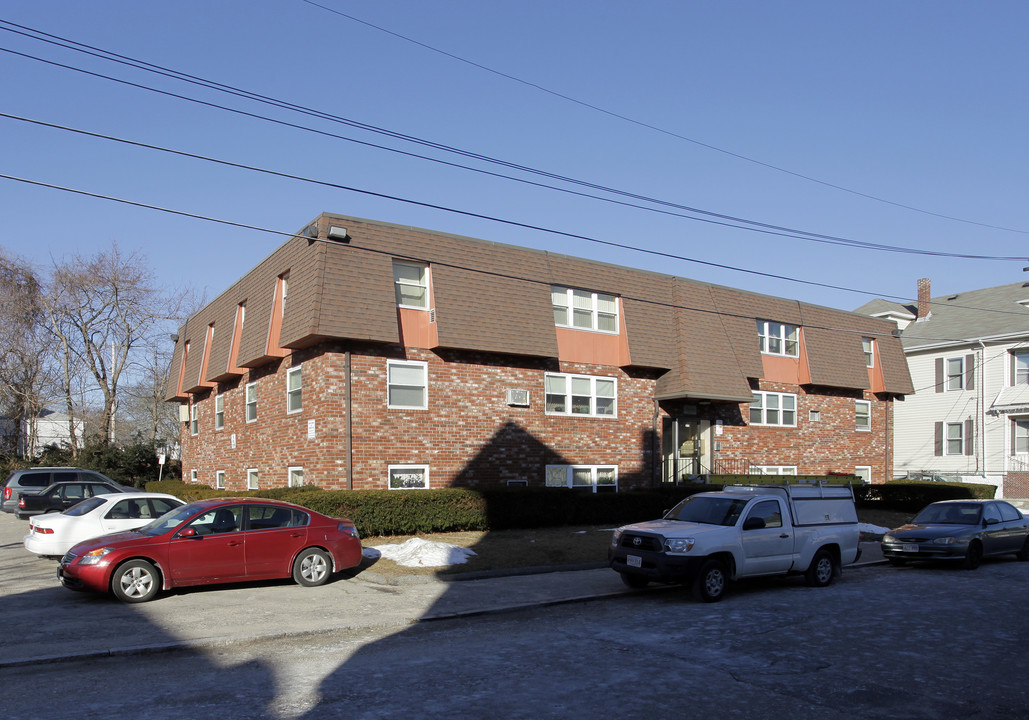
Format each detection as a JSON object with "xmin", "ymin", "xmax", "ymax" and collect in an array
[{"xmin": 855, "ymin": 481, "xmax": 996, "ymax": 512}]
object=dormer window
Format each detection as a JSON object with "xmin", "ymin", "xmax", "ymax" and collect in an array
[
  {"xmin": 393, "ymin": 261, "xmax": 429, "ymax": 309},
  {"xmin": 862, "ymin": 338, "xmax": 875, "ymax": 368},
  {"xmin": 757, "ymin": 320, "xmax": 799, "ymax": 357},
  {"xmin": 551, "ymin": 286, "xmax": 618, "ymax": 333}
]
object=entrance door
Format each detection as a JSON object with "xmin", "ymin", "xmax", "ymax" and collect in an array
[{"xmin": 662, "ymin": 417, "xmax": 711, "ymax": 483}]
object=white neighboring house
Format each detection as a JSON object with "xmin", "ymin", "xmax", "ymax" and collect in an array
[
  {"xmin": 19, "ymin": 409, "xmax": 83, "ymax": 457},
  {"xmin": 857, "ymin": 278, "xmax": 1029, "ymax": 498}
]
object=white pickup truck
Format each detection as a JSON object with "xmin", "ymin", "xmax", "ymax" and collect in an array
[{"xmin": 608, "ymin": 483, "xmax": 861, "ymax": 602}]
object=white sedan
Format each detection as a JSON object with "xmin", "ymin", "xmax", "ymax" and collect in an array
[{"xmin": 23, "ymin": 492, "xmax": 185, "ymax": 557}]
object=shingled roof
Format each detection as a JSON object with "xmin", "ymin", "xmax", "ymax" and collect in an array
[{"xmin": 166, "ymin": 213, "xmax": 912, "ymax": 401}]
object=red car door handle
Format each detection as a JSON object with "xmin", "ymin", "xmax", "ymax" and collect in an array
[{"xmin": 226, "ymin": 540, "xmax": 243, "ymax": 547}]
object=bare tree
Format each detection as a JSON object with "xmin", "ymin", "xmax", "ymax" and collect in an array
[{"xmin": 44, "ymin": 244, "xmax": 186, "ymax": 448}]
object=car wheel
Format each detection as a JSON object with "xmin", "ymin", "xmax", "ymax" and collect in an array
[
  {"xmin": 1016, "ymin": 538, "xmax": 1029, "ymax": 562},
  {"xmin": 620, "ymin": 573, "xmax": 649, "ymax": 589},
  {"xmin": 804, "ymin": 549, "xmax": 836, "ymax": 587},
  {"xmin": 293, "ymin": 548, "xmax": 332, "ymax": 587},
  {"xmin": 111, "ymin": 560, "xmax": 160, "ymax": 603},
  {"xmin": 692, "ymin": 558, "xmax": 728, "ymax": 603},
  {"xmin": 963, "ymin": 541, "xmax": 983, "ymax": 570}
]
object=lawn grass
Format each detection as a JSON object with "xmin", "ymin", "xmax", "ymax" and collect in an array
[{"xmin": 357, "ymin": 507, "xmax": 914, "ymax": 581}]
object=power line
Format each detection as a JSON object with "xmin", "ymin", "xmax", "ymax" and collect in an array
[
  {"xmin": 302, "ymin": 0, "xmax": 1029, "ymax": 237},
  {"xmin": 1, "ymin": 20, "xmax": 1024, "ymax": 263}
]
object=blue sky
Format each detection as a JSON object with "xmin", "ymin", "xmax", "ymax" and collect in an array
[{"xmin": 2, "ymin": 1, "xmax": 1027, "ymax": 317}]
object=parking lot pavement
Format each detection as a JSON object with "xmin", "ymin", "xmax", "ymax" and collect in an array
[{"xmin": 0, "ymin": 511, "xmax": 885, "ymax": 668}]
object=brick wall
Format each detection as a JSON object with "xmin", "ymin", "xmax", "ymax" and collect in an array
[
  {"xmin": 180, "ymin": 343, "xmax": 896, "ymax": 491},
  {"xmin": 1004, "ymin": 472, "xmax": 1029, "ymax": 499}
]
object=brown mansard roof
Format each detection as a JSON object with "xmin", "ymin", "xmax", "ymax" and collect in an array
[{"xmin": 166, "ymin": 213, "xmax": 913, "ymax": 401}]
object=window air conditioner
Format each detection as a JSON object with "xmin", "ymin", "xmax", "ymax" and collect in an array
[{"xmin": 506, "ymin": 388, "xmax": 530, "ymax": 406}]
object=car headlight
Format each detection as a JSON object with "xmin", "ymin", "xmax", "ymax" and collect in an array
[
  {"xmin": 611, "ymin": 529, "xmax": 624, "ymax": 547},
  {"xmin": 665, "ymin": 537, "xmax": 695, "ymax": 554},
  {"xmin": 79, "ymin": 547, "xmax": 114, "ymax": 565},
  {"xmin": 932, "ymin": 537, "xmax": 958, "ymax": 545},
  {"xmin": 882, "ymin": 533, "xmax": 895, "ymax": 543}
]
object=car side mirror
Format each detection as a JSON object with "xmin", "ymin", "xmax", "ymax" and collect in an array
[
  {"xmin": 743, "ymin": 517, "xmax": 766, "ymax": 531},
  {"xmin": 985, "ymin": 517, "xmax": 999, "ymax": 526},
  {"xmin": 178, "ymin": 527, "xmax": 200, "ymax": 539}
]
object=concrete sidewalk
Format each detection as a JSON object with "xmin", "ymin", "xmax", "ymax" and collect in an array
[{"xmin": 0, "ymin": 512, "xmax": 884, "ymax": 668}]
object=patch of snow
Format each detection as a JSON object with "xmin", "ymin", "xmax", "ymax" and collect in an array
[
  {"xmin": 859, "ymin": 522, "xmax": 891, "ymax": 535},
  {"xmin": 364, "ymin": 538, "xmax": 477, "ymax": 567}
]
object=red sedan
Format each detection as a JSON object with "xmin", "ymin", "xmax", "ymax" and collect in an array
[{"xmin": 58, "ymin": 497, "xmax": 362, "ymax": 603}]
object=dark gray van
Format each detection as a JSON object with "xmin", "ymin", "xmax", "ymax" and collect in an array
[{"xmin": 1, "ymin": 468, "xmax": 120, "ymax": 515}]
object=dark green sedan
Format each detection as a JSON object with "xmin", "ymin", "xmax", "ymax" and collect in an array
[{"xmin": 881, "ymin": 499, "xmax": 1029, "ymax": 569}]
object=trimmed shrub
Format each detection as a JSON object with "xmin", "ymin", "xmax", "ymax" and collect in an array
[{"xmin": 855, "ymin": 481, "xmax": 996, "ymax": 512}]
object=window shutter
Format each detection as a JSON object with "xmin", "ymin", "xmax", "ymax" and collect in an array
[
  {"xmin": 934, "ymin": 422, "xmax": 943, "ymax": 456},
  {"xmin": 964, "ymin": 418, "xmax": 974, "ymax": 456},
  {"xmin": 965, "ymin": 354, "xmax": 975, "ymax": 391},
  {"xmin": 935, "ymin": 358, "xmax": 944, "ymax": 393}
]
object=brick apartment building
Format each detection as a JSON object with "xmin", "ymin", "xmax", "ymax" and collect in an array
[{"xmin": 166, "ymin": 213, "xmax": 914, "ymax": 492}]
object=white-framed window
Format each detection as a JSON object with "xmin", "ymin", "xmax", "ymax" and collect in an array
[
  {"xmin": 855, "ymin": 466, "xmax": 872, "ymax": 484},
  {"xmin": 388, "ymin": 464, "xmax": 429, "ymax": 490},
  {"xmin": 214, "ymin": 394, "xmax": 224, "ymax": 430},
  {"xmin": 287, "ymin": 366, "xmax": 302, "ymax": 414},
  {"xmin": 856, "ymin": 400, "xmax": 871, "ymax": 431},
  {"xmin": 544, "ymin": 373, "xmax": 616, "ymax": 417},
  {"xmin": 215, "ymin": 470, "xmax": 226, "ymax": 489},
  {"xmin": 387, "ymin": 360, "xmax": 428, "ymax": 409},
  {"xmin": 551, "ymin": 286, "xmax": 619, "ymax": 333},
  {"xmin": 946, "ymin": 356, "xmax": 965, "ymax": 391},
  {"xmin": 749, "ymin": 391, "xmax": 797, "ymax": 427},
  {"xmin": 288, "ymin": 466, "xmax": 304, "ymax": 487},
  {"xmin": 545, "ymin": 465, "xmax": 618, "ymax": 492},
  {"xmin": 190, "ymin": 469, "xmax": 198, "ymax": 483},
  {"xmin": 247, "ymin": 468, "xmax": 259, "ymax": 490},
  {"xmin": 280, "ymin": 272, "xmax": 289, "ymax": 317},
  {"xmin": 1014, "ymin": 419, "xmax": 1028, "ymax": 455},
  {"xmin": 393, "ymin": 260, "xmax": 429, "ymax": 309},
  {"xmin": 946, "ymin": 422, "xmax": 965, "ymax": 456},
  {"xmin": 757, "ymin": 320, "xmax": 799, "ymax": 357},
  {"xmin": 862, "ymin": 338, "xmax": 875, "ymax": 368},
  {"xmin": 190, "ymin": 403, "xmax": 198, "ymax": 436},
  {"xmin": 245, "ymin": 382, "xmax": 257, "ymax": 423},
  {"xmin": 1014, "ymin": 352, "xmax": 1029, "ymax": 386},
  {"xmin": 750, "ymin": 466, "xmax": 797, "ymax": 476}
]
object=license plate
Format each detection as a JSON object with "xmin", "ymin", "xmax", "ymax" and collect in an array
[
  {"xmin": 627, "ymin": 555, "xmax": 642, "ymax": 568},
  {"xmin": 902, "ymin": 544, "xmax": 919, "ymax": 553}
]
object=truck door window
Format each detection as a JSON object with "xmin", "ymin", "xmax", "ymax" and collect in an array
[{"xmin": 746, "ymin": 500, "xmax": 783, "ymax": 529}]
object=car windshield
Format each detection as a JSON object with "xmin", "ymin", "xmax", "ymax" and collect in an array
[
  {"xmin": 665, "ymin": 496, "xmax": 749, "ymax": 526},
  {"xmin": 913, "ymin": 503, "xmax": 981, "ymax": 525},
  {"xmin": 64, "ymin": 496, "xmax": 106, "ymax": 517},
  {"xmin": 133, "ymin": 503, "xmax": 201, "ymax": 536}
]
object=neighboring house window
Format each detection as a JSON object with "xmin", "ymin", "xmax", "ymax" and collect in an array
[
  {"xmin": 544, "ymin": 373, "xmax": 616, "ymax": 417},
  {"xmin": 757, "ymin": 320, "xmax": 799, "ymax": 357},
  {"xmin": 946, "ymin": 422, "xmax": 964, "ymax": 456},
  {"xmin": 751, "ymin": 466, "xmax": 797, "ymax": 476},
  {"xmin": 387, "ymin": 360, "xmax": 428, "ymax": 409},
  {"xmin": 946, "ymin": 357, "xmax": 965, "ymax": 391},
  {"xmin": 1014, "ymin": 352, "xmax": 1029, "ymax": 386},
  {"xmin": 190, "ymin": 469, "xmax": 198, "ymax": 483},
  {"xmin": 245, "ymin": 382, "xmax": 257, "ymax": 422},
  {"xmin": 551, "ymin": 286, "xmax": 619, "ymax": 333},
  {"xmin": 855, "ymin": 400, "xmax": 871, "ymax": 431},
  {"xmin": 214, "ymin": 394, "xmax": 224, "ymax": 430},
  {"xmin": 287, "ymin": 366, "xmax": 302, "ymax": 414},
  {"xmin": 862, "ymin": 338, "xmax": 875, "ymax": 368},
  {"xmin": 216, "ymin": 470, "xmax": 226, "ymax": 489},
  {"xmin": 247, "ymin": 468, "xmax": 259, "ymax": 490},
  {"xmin": 288, "ymin": 467, "xmax": 304, "ymax": 487},
  {"xmin": 855, "ymin": 466, "xmax": 872, "ymax": 484},
  {"xmin": 545, "ymin": 465, "xmax": 618, "ymax": 492},
  {"xmin": 1014, "ymin": 419, "xmax": 1029, "ymax": 455},
  {"xmin": 190, "ymin": 403, "xmax": 198, "ymax": 436},
  {"xmin": 936, "ymin": 355, "xmax": 974, "ymax": 393},
  {"xmin": 393, "ymin": 260, "xmax": 429, "ymax": 309},
  {"xmin": 279, "ymin": 272, "xmax": 289, "ymax": 317},
  {"xmin": 749, "ymin": 392, "xmax": 797, "ymax": 427},
  {"xmin": 388, "ymin": 465, "xmax": 429, "ymax": 490}
]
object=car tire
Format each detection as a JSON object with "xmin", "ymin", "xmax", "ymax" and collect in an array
[
  {"xmin": 293, "ymin": 548, "xmax": 332, "ymax": 587},
  {"xmin": 692, "ymin": 558, "xmax": 728, "ymax": 603},
  {"xmin": 963, "ymin": 541, "xmax": 983, "ymax": 570},
  {"xmin": 111, "ymin": 560, "xmax": 160, "ymax": 603},
  {"xmin": 1016, "ymin": 538, "xmax": 1029, "ymax": 562},
  {"xmin": 804, "ymin": 549, "xmax": 836, "ymax": 587},
  {"xmin": 620, "ymin": 573, "xmax": 649, "ymax": 589}
]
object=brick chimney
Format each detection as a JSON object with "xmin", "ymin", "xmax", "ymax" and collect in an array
[{"xmin": 916, "ymin": 277, "xmax": 931, "ymax": 321}]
